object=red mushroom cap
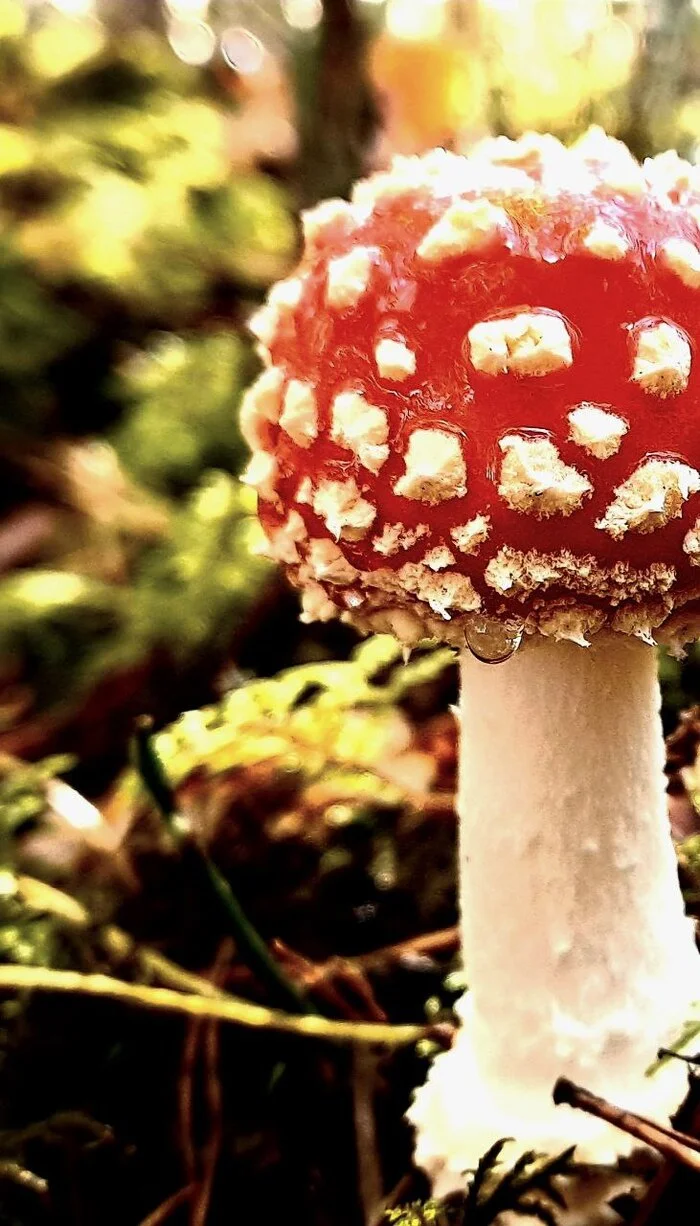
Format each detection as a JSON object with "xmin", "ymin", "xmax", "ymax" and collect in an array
[{"xmin": 241, "ymin": 130, "xmax": 700, "ymax": 650}]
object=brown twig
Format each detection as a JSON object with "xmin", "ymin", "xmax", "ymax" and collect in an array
[
  {"xmin": 178, "ymin": 943, "xmax": 232, "ymax": 1226},
  {"xmin": 352, "ymin": 926, "xmax": 460, "ymax": 972},
  {"xmin": 626, "ymin": 1067, "xmax": 700, "ymax": 1224},
  {"xmin": 272, "ymin": 941, "xmax": 369, "ymax": 1019},
  {"xmin": 138, "ymin": 1184, "xmax": 194, "ymax": 1226},
  {"xmin": 553, "ymin": 1078, "xmax": 700, "ymax": 1171},
  {"xmin": 272, "ymin": 940, "xmax": 388, "ymax": 1022},
  {"xmin": 353, "ymin": 1046, "xmax": 383, "ymax": 1225},
  {"xmin": 262, "ymin": 927, "xmax": 460, "ymax": 1024},
  {"xmin": 178, "ymin": 1020, "xmax": 200, "ymax": 1195},
  {"xmin": 190, "ymin": 942, "xmax": 231, "ymax": 1226},
  {"xmin": 192, "ymin": 1019, "xmax": 223, "ymax": 1226}
]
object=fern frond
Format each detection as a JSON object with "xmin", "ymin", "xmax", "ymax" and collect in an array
[
  {"xmin": 463, "ymin": 1143, "xmax": 577, "ymax": 1225},
  {"xmin": 463, "ymin": 1137, "xmax": 512, "ymax": 1210}
]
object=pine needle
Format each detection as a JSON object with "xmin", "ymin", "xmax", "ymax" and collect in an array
[
  {"xmin": 394, "ymin": 1142, "xmax": 582, "ymax": 1226},
  {"xmin": 133, "ymin": 717, "xmax": 312, "ymax": 1015},
  {"xmin": 0, "ymin": 963, "xmax": 432, "ymax": 1047}
]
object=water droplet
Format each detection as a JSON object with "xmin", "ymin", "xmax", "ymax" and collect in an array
[{"xmin": 464, "ymin": 618, "xmax": 523, "ymax": 664}]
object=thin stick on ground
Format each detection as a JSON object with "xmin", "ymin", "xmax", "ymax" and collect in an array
[
  {"xmin": 352, "ymin": 927, "xmax": 460, "ymax": 972},
  {"xmin": 192, "ymin": 1017, "xmax": 223, "ymax": 1226},
  {"xmin": 0, "ymin": 963, "xmax": 434, "ymax": 1046},
  {"xmin": 17, "ymin": 873, "xmax": 456, "ymax": 1030},
  {"xmin": 353, "ymin": 1046, "xmax": 383, "ymax": 1225},
  {"xmin": 190, "ymin": 943, "xmax": 230, "ymax": 1226},
  {"xmin": 178, "ymin": 1018, "xmax": 200, "ymax": 1196},
  {"xmin": 627, "ymin": 1074, "xmax": 700, "ymax": 1225},
  {"xmin": 553, "ymin": 1078, "xmax": 700, "ymax": 1170},
  {"xmin": 138, "ymin": 1184, "xmax": 194, "ymax": 1226},
  {"xmin": 272, "ymin": 940, "xmax": 388, "ymax": 1022}
]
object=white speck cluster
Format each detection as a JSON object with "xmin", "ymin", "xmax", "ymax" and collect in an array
[
  {"xmin": 498, "ymin": 435, "xmax": 592, "ymax": 517},
  {"xmin": 307, "ymin": 538, "xmax": 359, "ymax": 585},
  {"xmin": 450, "ymin": 517, "xmax": 491, "ymax": 554},
  {"xmin": 331, "ymin": 391, "xmax": 389, "ymax": 473},
  {"xmin": 279, "ymin": 380, "xmax": 318, "ymax": 448},
  {"xmin": 241, "ymin": 129, "xmax": 700, "ymax": 651},
  {"xmin": 567, "ymin": 405, "xmax": 627, "ymax": 459},
  {"xmin": 417, "ymin": 198, "xmax": 510, "ymax": 263},
  {"xmin": 372, "ymin": 522, "xmax": 430, "ymax": 556},
  {"xmin": 393, "ymin": 430, "xmax": 467, "ymax": 504},
  {"xmin": 374, "ymin": 338, "xmax": 416, "ymax": 381},
  {"xmin": 596, "ymin": 461, "xmax": 700, "ymax": 539},
  {"xmin": 262, "ymin": 510, "xmax": 307, "ymax": 564},
  {"xmin": 326, "ymin": 246, "xmax": 377, "ymax": 309},
  {"xmin": 581, "ymin": 221, "xmax": 630, "ymax": 260},
  {"xmin": 683, "ymin": 517, "xmax": 700, "ymax": 565},
  {"xmin": 302, "ymin": 198, "xmax": 356, "ymax": 245},
  {"xmin": 242, "ymin": 451, "xmax": 278, "ymax": 502},
  {"xmin": 468, "ymin": 312, "xmax": 573, "ymax": 377},
  {"xmin": 661, "ymin": 238, "xmax": 700, "ymax": 289},
  {"xmin": 240, "ymin": 366, "xmax": 284, "ymax": 449},
  {"xmin": 312, "ymin": 478, "xmax": 376, "ymax": 541},
  {"xmin": 631, "ymin": 322, "xmax": 691, "ymax": 396},
  {"xmin": 423, "ymin": 546, "xmax": 456, "ymax": 571}
]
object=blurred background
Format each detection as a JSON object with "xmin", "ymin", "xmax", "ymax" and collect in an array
[
  {"xmin": 5, "ymin": 0, "xmax": 700, "ymax": 779},
  {"xmin": 2, "ymin": 3, "xmax": 700, "ymax": 1224}
]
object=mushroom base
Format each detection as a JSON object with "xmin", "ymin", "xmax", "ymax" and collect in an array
[
  {"xmin": 409, "ymin": 634, "xmax": 700, "ymax": 1202},
  {"xmin": 411, "ymin": 996, "xmax": 677, "ymax": 1209}
]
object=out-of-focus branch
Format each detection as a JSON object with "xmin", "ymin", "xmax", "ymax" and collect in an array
[{"xmin": 293, "ymin": 0, "xmax": 380, "ymax": 206}]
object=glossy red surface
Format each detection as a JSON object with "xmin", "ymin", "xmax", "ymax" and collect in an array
[{"xmin": 255, "ymin": 143, "xmax": 700, "ymax": 636}]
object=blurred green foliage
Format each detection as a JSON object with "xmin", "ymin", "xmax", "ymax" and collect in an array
[
  {"xmin": 133, "ymin": 472, "xmax": 271, "ymax": 661},
  {"xmin": 112, "ymin": 329, "xmax": 253, "ymax": 496},
  {"xmin": 153, "ymin": 634, "xmax": 455, "ymax": 794},
  {"xmin": 660, "ymin": 644, "xmax": 700, "ymax": 729},
  {"xmin": 103, "ymin": 635, "xmax": 458, "ymax": 959},
  {"xmin": 0, "ymin": 475, "xmax": 271, "ymax": 732},
  {"xmin": 0, "ymin": 754, "xmax": 73, "ymax": 841},
  {"xmin": 0, "ymin": 6, "xmax": 295, "ymax": 747}
]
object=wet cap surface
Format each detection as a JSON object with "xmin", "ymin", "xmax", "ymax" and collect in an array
[{"xmin": 242, "ymin": 131, "xmax": 700, "ymax": 650}]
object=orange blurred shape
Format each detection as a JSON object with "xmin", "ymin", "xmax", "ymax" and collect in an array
[{"xmin": 370, "ymin": 28, "xmax": 481, "ymax": 154}]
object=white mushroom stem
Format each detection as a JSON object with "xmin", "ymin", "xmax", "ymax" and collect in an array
[{"xmin": 410, "ymin": 633, "xmax": 700, "ymax": 1200}]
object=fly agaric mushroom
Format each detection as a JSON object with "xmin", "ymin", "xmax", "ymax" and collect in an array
[{"xmin": 241, "ymin": 129, "xmax": 700, "ymax": 1193}]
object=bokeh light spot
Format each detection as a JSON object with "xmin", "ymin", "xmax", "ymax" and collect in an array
[
  {"xmin": 221, "ymin": 27, "xmax": 265, "ymax": 75},
  {"xmin": 281, "ymin": 0, "xmax": 323, "ymax": 31},
  {"xmin": 385, "ymin": 0, "xmax": 448, "ymax": 41},
  {"xmin": 50, "ymin": 0, "xmax": 95, "ymax": 16},
  {"xmin": 165, "ymin": 0, "xmax": 210, "ymax": 16},
  {"xmin": 167, "ymin": 17, "xmax": 216, "ymax": 66}
]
